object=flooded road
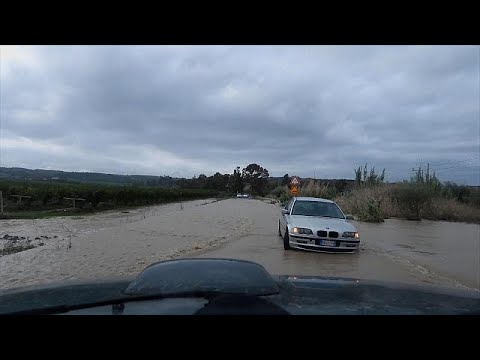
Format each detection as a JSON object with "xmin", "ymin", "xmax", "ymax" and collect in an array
[
  {"xmin": 196, "ymin": 200, "xmax": 480, "ymax": 291},
  {"xmin": 1, "ymin": 198, "xmax": 479, "ymax": 291},
  {"xmin": 355, "ymin": 219, "xmax": 480, "ymax": 290}
]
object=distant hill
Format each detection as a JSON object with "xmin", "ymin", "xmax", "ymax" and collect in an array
[
  {"xmin": 0, "ymin": 167, "xmax": 359, "ymax": 189},
  {"xmin": 0, "ymin": 167, "xmax": 178, "ymax": 187}
]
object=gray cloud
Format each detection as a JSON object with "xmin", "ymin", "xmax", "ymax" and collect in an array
[{"xmin": 0, "ymin": 45, "xmax": 479, "ymax": 184}]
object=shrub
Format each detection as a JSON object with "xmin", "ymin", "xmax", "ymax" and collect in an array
[
  {"xmin": 279, "ymin": 191, "xmax": 292, "ymax": 206},
  {"xmin": 336, "ymin": 185, "xmax": 390, "ymax": 217},
  {"xmin": 269, "ymin": 185, "xmax": 288, "ymax": 198},
  {"xmin": 358, "ymin": 198, "xmax": 384, "ymax": 222},
  {"xmin": 469, "ymin": 190, "xmax": 480, "ymax": 208},
  {"xmin": 422, "ymin": 198, "xmax": 480, "ymax": 223},
  {"xmin": 336, "ymin": 186, "xmax": 388, "ymax": 222},
  {"xmin": 300, "ymin": 180, "xmax": 337, "ymax": 199},
  {"xmin": 391, "ymin": 182, "xmax": 434, "ymax": 220}
]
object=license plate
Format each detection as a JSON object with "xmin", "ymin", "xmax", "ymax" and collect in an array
[{"xmin": 320, "ymin": 240, "xmax": 336, "ymax": 247}]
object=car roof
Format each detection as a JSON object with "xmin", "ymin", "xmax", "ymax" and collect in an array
[{"xmin": 293, "ymin": 197, "xmax": 335, "ymax": 204}]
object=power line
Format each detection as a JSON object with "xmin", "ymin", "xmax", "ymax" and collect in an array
[
  {"xmin": 433, "ymin": 165, "xmax": 480, "ymax": 172},
  {"xmin": 353, "ymin": 156, "xmax": 479, "ymax": 182},
  {"xmin": 428, "ymin": 157, "xmax": 480, "ymax": 168},
  {"xmin": 377, "ymin": 143, "xmax": 479, "ymax": 181},
  {"xmin": 431, "ymin": 160, "xmax": 479, "ymax": 171},
  {"xmin": 386, "ymin": 162, "xmax": 478, "ymax": 180}
]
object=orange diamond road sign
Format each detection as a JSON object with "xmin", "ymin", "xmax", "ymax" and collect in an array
[{"xmin": 290, "ymin": 185, "xmax": 300, "ymax": 196}]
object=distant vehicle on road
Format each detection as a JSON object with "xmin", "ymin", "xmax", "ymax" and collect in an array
[
  {"xmin": 236, "ymin": 193, "xmax": 250, "ymax": 198},
  {"xmin": 278, "ymin": 197, "xmax": 359, "ymax": 253}
]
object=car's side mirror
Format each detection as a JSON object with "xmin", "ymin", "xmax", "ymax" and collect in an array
[
  {"xmin": 281, "ymin": 208, "xmax": 289, "ymax": 215},
  {"xmin": 345, "ymin": 214, "xmax": 354, "ymax": 220}
]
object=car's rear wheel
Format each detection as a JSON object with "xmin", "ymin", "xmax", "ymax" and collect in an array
[{"xmin": 283, "ymin": 227, "xmax": 291, "ymax": 250}]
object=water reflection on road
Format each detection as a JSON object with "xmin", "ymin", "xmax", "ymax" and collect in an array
[{"xmin": 354, "ymin": 219, "xmax": 480, "ymax": 290}]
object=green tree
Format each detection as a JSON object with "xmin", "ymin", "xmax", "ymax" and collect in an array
[
  {"xmin": 354, "ymin": 166, "xmax": 362, "ymax": 187},
  {"xmin": 354, "ymin": 163, "xmax": 386, "ymax": 187},
  {"xmin": 206, "ymin": 172, "xmax": 230, "ymax": 192},
  {"xmin": 229, "ymin": 166, "xmax": 244, "ymax": 194},
  {"xmin": 197, "ymin": 174, "xmax": 208, "ymax": 187},
  {"xmin": 242, "ymin": 163, "xmax": 270, "ymax": 196}
]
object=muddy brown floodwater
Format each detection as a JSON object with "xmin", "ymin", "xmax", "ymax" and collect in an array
[
  {"xmin": 0, "ymin": 198, "xmax": 479, "ymax": 293},
  {"xmin": 355, "ymin": 219, "xmax": 480, "ymax": 290}
]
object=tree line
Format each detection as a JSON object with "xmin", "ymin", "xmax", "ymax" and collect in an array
[
  {"xmin": 177, "ymin": 163, "xmax": 271, "ymax": 196},
  {"xmin": 0, "ymin": 163, "xmax": 273, "ymax": 213},
  {"xmin": 0, "ymin": 179, "xmax": 217, "ymax": 212}
]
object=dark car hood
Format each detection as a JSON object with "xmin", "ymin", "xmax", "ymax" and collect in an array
[
  {"xmin": 274, "ymin": 275, "xmax": 480, "ymax": 314},
  {"xmin": 0, "ymin": 258, "xmax": 478, "ymax": 315}
]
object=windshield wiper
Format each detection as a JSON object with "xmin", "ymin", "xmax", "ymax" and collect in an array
[{"xmin": 4, "ymin": 290, "xmax": 272, "ymax": 315}]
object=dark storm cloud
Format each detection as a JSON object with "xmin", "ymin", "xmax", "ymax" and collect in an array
[{"xmin": 1, "ymin": 45, "xmax": 478, "ymax": 183}]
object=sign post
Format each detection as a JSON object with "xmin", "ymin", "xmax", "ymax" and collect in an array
[
  {"xmin": 290, "ymin": 176, "xmax": 301, "ymax": 196},
  {"xmin": 10, "ymin": 195, "xmax": 32, "ymax": 205},
  {"xmin": 64, "ymin": 197, "xmax": 86, "ymax": 209}
]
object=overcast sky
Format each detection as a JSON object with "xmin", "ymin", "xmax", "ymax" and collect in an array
[{"xmin": 0, "ymin": 45, "xmax": 479, "ymax": 184}]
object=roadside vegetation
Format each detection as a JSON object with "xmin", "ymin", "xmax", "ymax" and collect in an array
[
  {"xmin": 2, "ymin": 161, "xmax": 478, "ymax": 223},
  {"xmin": 0, "ymin": 162, "xmax": 272, "ymax": 219},
  {"xmin": 0, "ymin": 180, "xmax": 219, "ymax": 219},
  {"xmin": 267, "ymin": 164, "xmax": 480, "ymax": 224},
  {"xmin": 337, "ymin": 165, "xmax": 480, "ymax": 224}
]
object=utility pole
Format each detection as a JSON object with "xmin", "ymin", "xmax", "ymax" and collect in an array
[
  {"xmin": 411, "ymin": 163, "xmax": 433, "ymax": 181},
  {"xmin": 10, "ymin": 195, "xmax": 32, "ymax": 205},
  {"xmin": 64, "ymin": 197, "xmax": 86, "ymax": 209}
]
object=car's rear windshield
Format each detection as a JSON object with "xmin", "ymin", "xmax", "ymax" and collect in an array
[{"xmin": 291, "ymin": 200, "xmax": 345, "ymax": 219}]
